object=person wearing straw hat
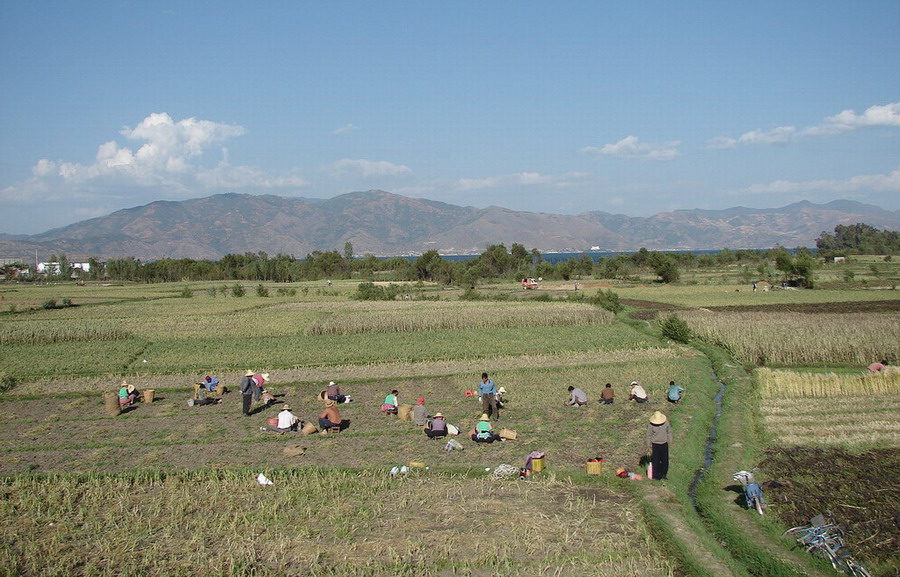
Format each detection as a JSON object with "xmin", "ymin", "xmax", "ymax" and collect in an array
[
  {"xmin": 645, "ymin": 411, "xmax": 672, "ymax": 480},
  {"xmin": 495, "ymin": 387, "xmax": 508, "ymax": 410},
  {"xmin": 326, "ymin": 380, "xmax": 352, "ymax": 404},
  {"xmin": 239, "ymin": 370, "xmax": 256, "ymax": 417},
  {"xmin": 250, "ymin": 372, "xmax": 270, "ymax": 403},
  {"xmin": 469, "ymin": 413, "xmax": 498, "ymax": 443},
  {"xmin": 117, "ymin": 380, "xmax": 138, "ymax": 407},
  {"xmin": 261, "ymin": 405, "xmax": 300, "ymax": 433},
  {"xmin": 318, "ymin": 399, "xmax": 342, "ymax": 432},
  {"xmin": 424, "ymin": 412, "xmax": 448, "ymax": 439}
]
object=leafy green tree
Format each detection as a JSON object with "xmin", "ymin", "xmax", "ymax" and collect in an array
[{"xmin": 660, "ymin": 314, "xmax": 692, "ymax": 343}]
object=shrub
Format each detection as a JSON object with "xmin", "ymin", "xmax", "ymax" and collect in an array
[
  {"xmin": 590, "ymin": 289, "xmax": 623, "ymax": 314},
  {"xmin": 659, "ymin": 314, "xmax": 692, "ymax": 343},
  {"xmin": 256, "ymin": 284, "xmax": 269, "ymax": 297},
  {"xmin": 41, "ymin": 299, "xmax": 58, "ymax": 310},
  {"xmin": 354, "ymin": 282, "xmax": 400, "ymax": 301},
  {"xmin": 179, "ymin": 286, "xmax": 193, "ymax": 298},
  {"xmin": 206, "ymin": 287, "xmax": 217, "ymax": 297},
  {"xmin": 0, "ymin": 373, "xmax": 16, "ymax": 393},
  {"xmin": 231, "ymin": 283, "xmax": 245, "ymax": 297}
]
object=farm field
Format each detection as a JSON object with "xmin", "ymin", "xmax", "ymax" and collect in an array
[{"xmin": 1, "ymin": 279, "xmax": 898, "ymax": 576}]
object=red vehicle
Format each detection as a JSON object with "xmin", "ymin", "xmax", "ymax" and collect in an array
[{"xmin": 521, "ymin": 278, "xmax": 538, "ymax": 290}]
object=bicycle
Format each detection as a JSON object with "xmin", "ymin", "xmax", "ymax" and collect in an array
[
  {"xmin": 783, "ymin": 515, "xmax": 872, "ymax": 577},
  {"xmin": 733, "ymin": 469, "xmax": 765, "ymax": 515}
]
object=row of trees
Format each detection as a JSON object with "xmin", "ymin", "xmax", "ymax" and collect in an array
[
  {"xmin": 816, "ymin": 223, "xmax": 900, "ymax": 256},
  {"xmin": 7, "ymin": 242, "xmax": 823, "ymax": 287}
]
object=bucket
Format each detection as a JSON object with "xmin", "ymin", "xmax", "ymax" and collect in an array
[
  {"xmin": 143, "ymin": 389, "xmax": 155, "ymax": 403},
  {"xmin": 531, "ymin": 457, "xmax": 544, "ymax": 473},
  {"xmin": 586, "ymin": 460, "xmax": 603, "ymax": 475},
  {"xmin": 499, "ymin": 428, "xmax": 518, "ymax": 440},
  {"xmin": 397, "ymin": 404, "xmax": 413, "ymax": 421},
  {"xmin": 300, "ymin": 422, "xmax": 318, "ymax": 435},
  {"xmin": 103, "ymin": 392, "xmax": 121, "ymax": 417},
  {"xmin": 267, "ymin": 417, "xmax": 279, "ymax": 428}
]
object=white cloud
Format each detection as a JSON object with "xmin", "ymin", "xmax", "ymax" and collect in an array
[
  {"xmin": 329, "ymin": 158, "xmax": 412, "ymax": 178},
  {"xmin": 739, "ymin": 168, "xmax": 900, "ymax": 195},
  {"xmin": 332, "ymin": 123, "xmax": 359, "ymax": 135},
  {"xmin": 455, "ymin": 172, "xmax": 561, "ymax": 191},
  {"xmin": 711, "ymin": 102, "xmax": 900, "ymax": 147},
  {"xmin": 803, "ymin": 102, "xmax": 900, "ymax": 136},
  {"xmin": 581, "ymin": 136, "xmax": 680, "ymax": 161}
]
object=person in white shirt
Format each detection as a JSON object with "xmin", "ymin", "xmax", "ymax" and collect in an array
[
  {"xmin": 627, "ymin": 381, "xmax": 649, "ymax": 403},
  {"xmin": 261, "ymin": 406, "xmax": 300, "ymax": 432},
  {"xmin": 564, "ymin": 386, "xmax": 588, "ymax": 406}
]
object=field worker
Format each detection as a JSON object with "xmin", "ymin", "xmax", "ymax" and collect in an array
[
  {"xmin": 188, "ymin": 385, "xmax": 221, "ymax": 407},
  {"xmin": 425, "ymin": 412, "xmax": 448, "ymax": 439},
  {"xmin": 478, "ymin": 372, "xmax": 499, "ymax": 420},
  {"xmin": 381, "ymin": 389, "xmax": 399, "ymax": 414},
  {"xmin": 239, "ymin": 370, "xmax": 255, "ymax": 416},
  {"xmin": 251, "ymin": 373, "xmax": 270, "ymax": 402},
  {"xmin": 627, "ymin": 381, "xmax": 648, "ymax": 403},
  {"xmin": 262, "ymin": 405, "xmax": 300, "ymax": 432},
  {"xmin": 118, "ymin": 380, "xmax": 138, "ymax": 407},
  {"xmin": 470, "ymin": 413, "xmax": 498, "ymax": 443},
  {"xmin": 564, "ymin": 385, "xmax": 588, "ymax": 407},
  {"xmin": 202, "ymin": 375, "xmax": 220, "ymax": 392},
  {"xmin": 600, "ymin": 383, "xmax": 615, "ymax": 404},
  {"xmin": 319, "ymin": 399, "xmax": 342, "ymax": 432},
  {"xmin": 326, "ymin": 380, "xmax": 351, "ymax": 404},
  {"xmin": 413, "ymin": 397, "xmax": 428, "ymax": 426},
  {"xmin": 867, "ymin": 360, "xmax": 888, "ymax": 373},
  {"xmin": 667, "ymin": 381, "xmax": 685, "ymax": 404},
  {"xmin": 646, "ymin": 411, "xmax": 672, "ymax": 480},
  {"xmin": 496, "ymin": 386, "xmax": 508, "ymax": 410}
]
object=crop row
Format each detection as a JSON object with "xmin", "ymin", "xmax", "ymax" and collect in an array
[{"xmin": 679, "ymin": 310, "xmax": 900, "ymax": 365}]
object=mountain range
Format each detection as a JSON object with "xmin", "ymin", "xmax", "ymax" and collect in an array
[{"xmin": 1, "ymin": 191, "xmax": 898, "ymax": 261}]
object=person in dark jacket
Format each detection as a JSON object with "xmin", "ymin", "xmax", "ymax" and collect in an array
[{"xmin": 645, "ymin": 411, "xmax": 673, "ymax": 480}]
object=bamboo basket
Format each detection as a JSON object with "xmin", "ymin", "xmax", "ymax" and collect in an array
[
  {"xmin": 586, "ymin": 460, "xmax": 603, "ymax": 475},
  {"xmin": 300, "ymin": 422, "xmax": 318, "ymax": 435},
  {"xmin": 143, "ymin": 389, "xmax": 155, "ymax": 403}
]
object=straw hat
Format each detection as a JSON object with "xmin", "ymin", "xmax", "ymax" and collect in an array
[
  {"xmin": 433, "ymin": 412, "xmax": 444, "ymax": 418},
  {"xmin": 630, "ymin": 381, "xmax": 639, "ymax": 387},
  {"xmin": 416, "ymin": 397, "xmax": 425, "ymax": 405},
  {"xmin": 126, "ymin": 384, "xmax": 135, "ymax": 393},
  {"xmin": 649, "ymin": 411, "xmax": 667, "ymax": 425},
  {"xmin": 120, "ymin": 379, "xmax": 128, "ymax": 386},
  {"xmin": 318, "ymin": 391, "xmax": 327, "ymax": 401},
  {"xmin": 244, "ymin": 370, "xmax": 254, "ymax": 377},
  {"xmin": 325, "ymin": 399, "xmax": 336, "ymax": 407},
  {"xmin": 479, "ymin": 413, "xmax": 490, "ymax": 421},
  {"xmin": 498, "ymin": 387, "xmax": 507, "ymax": 394},
  {"xmin": 261, "ymin": 373, "xmax": 270, "ymax": 382},
  {"xmin": 281, "ymin": 406, "xmax": 292, "ymax": 412},
  {"xmin": 329, "ymin": 381, "xmax": 336, "ymax": 386}
]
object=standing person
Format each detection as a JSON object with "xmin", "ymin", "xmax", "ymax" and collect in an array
[
  {"xmin": 666, "ymin": 381, "xmax": 685, "ymax": 404},
  {"xmin": 381, "ymin": 390, "xmax": 399, "ymax": 414},
  {"xmin": 627, "ymin": 381, "xmax": 648, "ymax": 403},
  {"xmin": 319, "ymin": 400, "xmax": 342, "ymax": 432},
  {"xmin": 645, "ymin": 411, "xmax": 672, "ymax": 480},
  {"xmin": 600, "ymin": 383, "xmax": 615, "ymax": 404},
  {"xmin": 478, "ymin": 372, "xmax": 499, "ymax": 420},
  {"xmin": 413, "ymin": 397, "xmax": 428, "ymax": 426},
  {"xmin": 239, "ymin": 370, "xmax": 255, "ymax": 417},
  {"xmin": 326, "ymin": 381, "xmax": 351, "ymax": 404},
  {"xmin": 564, "ymin": 386, "xmax": 588, "ymax": 407},
  {"xmin": 425, "ymin": 412, "xmax": 448, "ymax": 439}
]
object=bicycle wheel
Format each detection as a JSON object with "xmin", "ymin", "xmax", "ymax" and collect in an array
[{"xmin": 846, "ymin": 559, "xmax": 873, "ymax": 577}]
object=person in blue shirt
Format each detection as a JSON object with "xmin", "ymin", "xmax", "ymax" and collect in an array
[
  {"xmin": 666, "ymin": 381, "xmax": 685, "ymax": 404},
  {"xmin": 203, "ymin": 375, "xmax": 219, "ymax": 392},
  {"xmin": 478, "ymin": 372, "xmax": 498, "ymax": 420}
]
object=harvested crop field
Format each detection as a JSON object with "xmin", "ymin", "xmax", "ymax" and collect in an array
[
  {"xmin": 703, "ymin": 299, "xmax": 900, "ymax": 314},
  {"xmin": 759, "ymin": 447, "xmax": 900, "ymax": 575}
]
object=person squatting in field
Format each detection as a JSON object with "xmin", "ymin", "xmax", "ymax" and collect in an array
[
  {"xmin": 425, "ymin": 412, "xmax": 448, "ymax": 439},
  {"xmin": 867, "ymin": 359, "xmax": 888, "ymax": 373},
  {"xmin": 326, "ymin": 380, "xmax": 352, "ymax": 404},
  {"xmin": 470, "ymin": 413, "xmax": 499, "ymax": 443},
  {"xmin": 564, "ymin": 385, "xmax": 588, "ymax": 406},
  {"xmin": 118, "ymin": 381, "xmax": 138, "ymax": 407},
  {"xmin": 413, "ymin": 397, "xmax": 428, "ymax": 426},
  {"xmin": 381, "ymin": 389, "xmax": 399, "ymax": 414},
  {"xmin": 646, "ymin": 411, "xmax": 672, "ymax": 480},
  {"xmin": 600, "ymin": 383, "xmax": 615, "ymax": 404},
  {"xmin": 319, "ymin": 399, "xmax": 342, "ymax": 432},
  {"xmin": 667, "ymin": 381, "xmax": 685, "ymax": 403},
  {"xmin": 261, "ymin": 405, "xmax": 300, "ymax": 432},
  {"xmin": 478, "ymin": 372, "xmax": 499, "ymax": 420},
  {"xmin": 628, "ymin": 381, "xmax": 648, "ymax": 403}
]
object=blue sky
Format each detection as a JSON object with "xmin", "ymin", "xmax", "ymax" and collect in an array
[{"xmin": 2, "ymin": 1, "xmax": 899, "ymax": 235}]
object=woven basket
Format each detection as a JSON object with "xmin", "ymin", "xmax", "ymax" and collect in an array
[{"xmin": 586, "ymin": 460, "xmax": 603, "ymax": 475}]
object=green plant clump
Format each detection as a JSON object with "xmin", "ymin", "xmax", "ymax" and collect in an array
[{"xmin": 660, "ymin": 313, "xmax": 692, "ymax": 343}]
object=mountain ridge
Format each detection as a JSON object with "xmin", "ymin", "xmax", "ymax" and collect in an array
[{"xmin": 0, "ymin": 191, "xmax": 897, "ymax": 260}]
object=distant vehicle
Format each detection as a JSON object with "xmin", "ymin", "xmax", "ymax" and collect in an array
[{"xmin": 521, "ymin": 278, "xmax": 538, "ymax": 290}]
